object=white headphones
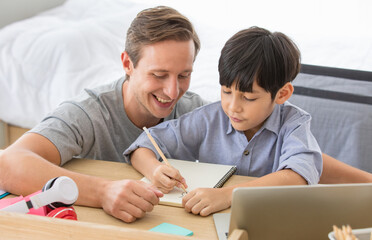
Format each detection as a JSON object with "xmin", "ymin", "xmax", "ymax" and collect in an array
[{"xmin": 0, "ymin": 176, "xmax": 79, "ymax": 213}]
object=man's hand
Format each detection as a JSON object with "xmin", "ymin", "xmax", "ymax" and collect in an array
[{"xmin": 101, "ymin": 180, "xmax": 163, "ymax": 223}]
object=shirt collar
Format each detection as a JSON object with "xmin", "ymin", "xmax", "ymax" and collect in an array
[
  {"xmin": 226, "ymin": 118, "xmax": 234, "ymax": 134},
  {"xmin": 225, "ymin": 104, "xmax": 281, "ymax": 136},
  {"xmin": 261, "ymin": 104, "xmax": 281, "ymax": 135}
]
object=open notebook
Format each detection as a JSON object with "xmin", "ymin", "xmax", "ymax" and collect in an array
[
  {"xmin": 141, "ymin": 159, "xmax": 237, "ymax": 207},
  {"xmin": 0, "ymin": 189, "xmax": 9, "ymax": 199}
]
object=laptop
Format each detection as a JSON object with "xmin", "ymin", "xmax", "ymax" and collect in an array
[{"xmin": 214, "ymin": 184, "xmax": 372, "ymax": 240}]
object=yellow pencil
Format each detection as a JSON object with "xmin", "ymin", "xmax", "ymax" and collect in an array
[{"xmin": 143, "ymin": 127, "xmax": 188, "ymax": 193}]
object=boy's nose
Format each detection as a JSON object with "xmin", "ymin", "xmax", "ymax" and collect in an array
[{"xmin": 229, "ymin": 97, "xmax": 242, "ymax": 113}]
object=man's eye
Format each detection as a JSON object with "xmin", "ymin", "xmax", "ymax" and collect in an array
[
  {"xmin": 152, "ymin": 74, "xmax": 166, "ymax": 79},
  {"xmin": 179, "ymin": 74, "xmax": 191, "ymax": 79}
]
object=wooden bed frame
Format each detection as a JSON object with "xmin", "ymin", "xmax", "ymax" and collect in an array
[
  {"xmin": 0, "ymin": 0, "xmax": 65, "ymax": 149},
  {"xmin": 0, "ymin": 121, "xmax": 28, "ymax": 148}
]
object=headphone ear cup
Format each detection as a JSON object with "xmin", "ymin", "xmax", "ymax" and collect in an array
[
  {"xmin": 42, "ymin": 177, "xmax": 57, "ymax": 192},
  {"xmin": 42, "ymin": 177, "xmax": 73, "ymax": 209},
  {"xmin": 46, "ymin": 207, "xmax": 77, "ymax": 220}
]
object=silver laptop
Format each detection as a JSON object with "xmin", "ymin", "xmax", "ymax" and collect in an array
[{"xmin": 223, "ymin": 184, "xmax": 372, "ymax": 240}]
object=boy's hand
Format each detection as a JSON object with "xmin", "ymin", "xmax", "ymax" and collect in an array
[
  {"xmin": 182, "ymin": 187, "xmax": 232, "ymax": 216},
  {"xmin": 151, "ymin": 164, "xmax": 188, "ymax": 193}
]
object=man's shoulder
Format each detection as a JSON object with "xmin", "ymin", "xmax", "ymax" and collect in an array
[
  {"xmin": 179, "ymin": 91, "xmax": 209, "ymax": 103},
  {"xmin": 172, "ymin": 91, "xmax": 209, "ymax": 117},
  {"xmin": 71, "ymin": 77, "xmax": 124, "ymax": 103},
  {"xmin": 57, "ymin": 78, "xmax": 123, "ymax": 114},
  {"xmin": 174, "ymin": 101, "xmax": 224, "ymax": 125}
]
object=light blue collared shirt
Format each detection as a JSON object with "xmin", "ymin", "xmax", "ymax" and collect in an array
[{"xmin": 124, "ymin": 101, "xmax": 322, "ymax": 184}]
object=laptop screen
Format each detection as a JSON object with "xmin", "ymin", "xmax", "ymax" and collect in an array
[{"xmin": 229, "ymin": 184, "xmax": 372, "ymax": 240}]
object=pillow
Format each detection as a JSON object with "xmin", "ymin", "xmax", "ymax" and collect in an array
[{"xmin": 0, "ymin": 0, "xmax": 152, "ymax": 128}]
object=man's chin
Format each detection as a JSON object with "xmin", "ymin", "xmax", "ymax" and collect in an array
[{"xmin": 151, "ymin": 108, "xmax": 174, "ymax": 119}]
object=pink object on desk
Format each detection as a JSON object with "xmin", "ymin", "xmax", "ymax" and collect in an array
[{"xmin": 0, "ymin": 190, "xmax": 47, "ymax": 216}]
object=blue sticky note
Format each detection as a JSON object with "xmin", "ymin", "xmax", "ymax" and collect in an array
[{"xmin": 149, "ymin": 223, "xmax": 193, "ymax": 236}]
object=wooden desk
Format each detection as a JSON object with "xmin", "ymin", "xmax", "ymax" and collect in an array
[{"xmin": 0, "ymin": 158, "xmax": 254, "ymax": 239}]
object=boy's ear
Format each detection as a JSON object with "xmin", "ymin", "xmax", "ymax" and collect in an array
[
  {"xmin": 274, "ymin": 82, "xmax": 294, "ymax": 104},
  {"xmin": 121, "ymin": 51, "xmax": 133, "ymax": 76}
]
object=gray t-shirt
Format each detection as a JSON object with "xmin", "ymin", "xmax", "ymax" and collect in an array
[{"xmin": 30, "ymin": 77, "xmax": 207, "ymax": 165}]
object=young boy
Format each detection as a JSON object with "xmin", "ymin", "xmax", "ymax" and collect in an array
[{"xmin": 123, "ymin": 26, "xmax": 322, "ymax": 216}]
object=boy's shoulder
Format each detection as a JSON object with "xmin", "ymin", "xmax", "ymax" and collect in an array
[
  {"xmin": 262, "ymin": 101, "xmax": 313, "ymax": 137},
  {"xmin": 282, "ymin": 101, "xmax": 310, "ymax": 116},
  {"xmin": 280, "ymin": 101, "xmax": 312, "ymax": 126}
]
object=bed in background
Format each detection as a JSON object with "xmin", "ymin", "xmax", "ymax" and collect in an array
[
  {"xmin": 291, "ymin": 65, "xmax": 372, "ymax": 172},
  {"xmin": 0, "ymin": 0, "xmax": 371, "ymax": 172}
]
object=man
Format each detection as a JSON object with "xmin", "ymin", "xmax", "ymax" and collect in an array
[
  {"xmin": 0, "ymin": 6, "xmax": 207, "ymax": 223},
  {"xmin": 0, "ymin": 5, "xmax": 371, "ymax": 223}
]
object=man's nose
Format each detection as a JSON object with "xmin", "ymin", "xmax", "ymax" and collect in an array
[{"xmin": 164, "ymin": 77, "xmax": 179, "ymax": 99}]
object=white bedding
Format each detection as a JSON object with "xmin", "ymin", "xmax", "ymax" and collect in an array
[{"xmin": 0, "ymin": 0, "xmax": 372, "ymax": 128}]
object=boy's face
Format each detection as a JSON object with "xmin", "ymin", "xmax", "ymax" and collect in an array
[
  {"xmin": 221, "ymin": 80, "xmax": 276, "ymax": 139},
  {"xmin": 122, "ymin": 40, "xmax": 195, "ymax": 124}
]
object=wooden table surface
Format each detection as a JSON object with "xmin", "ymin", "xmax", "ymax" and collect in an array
[
  {"xmin": 67, "ymin": 158, "xmax": 254, "ymax": 239},
  {"xmin": 0, "ymin": 158, "xmax": 254, "ymax": 239}
]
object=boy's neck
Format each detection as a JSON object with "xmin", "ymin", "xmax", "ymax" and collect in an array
[{"xmin": 244, "ymin": 122, "xmax": 264, "ymax": 141}]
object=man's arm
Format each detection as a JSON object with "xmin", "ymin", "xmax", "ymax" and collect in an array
[
  {"xmin": 320, "ymin": 153, "xmax": 372, "ymax": 183},
  {"xmin": 182, "ymin": 169, "xmax": 306, "ymax": 216},
  {"xmin": 0, "ymin": 133, "xmax": 162, "ymax": 223}
]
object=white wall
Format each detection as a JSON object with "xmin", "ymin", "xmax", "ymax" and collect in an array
[{"xmin": 0, "ymin": 0, "xmax": 65, "ymax": 28}]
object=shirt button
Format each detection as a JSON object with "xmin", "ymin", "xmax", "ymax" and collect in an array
[{"xmin": 243, "ymin": 150, "xmax": 250, "ymax": 156}]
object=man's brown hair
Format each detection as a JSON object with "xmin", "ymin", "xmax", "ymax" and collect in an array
[{"xmin": 125, "ymin": 6, "xmax": 200, "ymax": 70}]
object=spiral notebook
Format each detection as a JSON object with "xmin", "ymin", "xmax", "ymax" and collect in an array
[{"xmin": 141, "ymin": 159, "xmax": 237, "ymax": 207}]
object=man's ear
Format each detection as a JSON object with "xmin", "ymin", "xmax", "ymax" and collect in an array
[
  {"xmin": 274, "ymin": 82, "xmax": 294, "ymax": 104},
  {"xmin": 121, "ymin": 51, "xmax": 133, "ymax": 76}
]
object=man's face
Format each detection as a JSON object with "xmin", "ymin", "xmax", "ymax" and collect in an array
[{"xmin": 124, "ymin": 40, "xmax": 195, "ymax": 123}]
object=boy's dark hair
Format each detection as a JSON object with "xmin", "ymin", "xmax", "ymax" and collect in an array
[
  {"xmin": 218, "ymin": 26, "xmax": 300, "ymax": 99},
  {"xmin": 125, "ymin": 6, "xmax": 200, "ymax": 74}
]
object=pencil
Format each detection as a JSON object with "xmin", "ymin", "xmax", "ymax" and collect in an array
[{"xmin": 143, "ymin": 127, "xmax": 188, "ymax": 193}]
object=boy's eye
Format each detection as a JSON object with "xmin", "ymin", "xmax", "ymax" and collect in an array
[
  {"xmin": 222, "ymin": 90, "xmax": 232, "ymax": 94},
  {"xmin": 244, "ymin": 96, "xmax": 257, "ymax": 102}
]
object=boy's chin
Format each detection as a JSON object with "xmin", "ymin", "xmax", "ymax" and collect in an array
[{"xmin": 230, "ymin": 124, "xmax": 248, "ymax": 132}]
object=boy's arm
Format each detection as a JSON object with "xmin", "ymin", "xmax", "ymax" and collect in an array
[
  {"xmin": 131, "ymin": 147, "xmax": 163, "ymax": 179},
  {"xmin": 124, "ymin": 110, "xmax": 205, "ymax": 164},
  {"xmin": 183, "ymin": 169, "xmax": 305, "ymax": 216},
  {"xmin": 130, "ymin": 147, "xmax": 187, "ymax": 193},
  {"xmin": 320, "ymin": 154, "xmax": 372, "ymax": 183},
  {"xmin": 276, "ymin": 113, "xmax": 323, "ymax": 185},
  {"xmin": 225, "ymin": 168, "xmax": 306, "ymax": 194}
]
